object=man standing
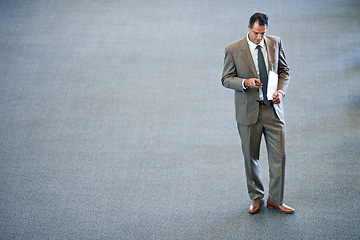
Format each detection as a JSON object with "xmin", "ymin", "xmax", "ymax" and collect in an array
[{"xmin": 221, "ymin": 12, "xmax": 294, "ymax": 214}]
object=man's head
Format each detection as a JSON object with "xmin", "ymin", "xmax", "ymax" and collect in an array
[{"xmin": 248, "ymin": 12, "xmax": 268, "ymax": 45}]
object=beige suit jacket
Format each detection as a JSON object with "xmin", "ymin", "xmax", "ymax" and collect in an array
[{"xmin": 221, "ymin": 35, "xmax": 290, "ymax": 125}]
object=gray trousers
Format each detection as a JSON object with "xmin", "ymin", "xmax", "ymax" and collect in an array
[{"xmin": 237, "ymin": 104, "xmax": 286, "ymax": 206}]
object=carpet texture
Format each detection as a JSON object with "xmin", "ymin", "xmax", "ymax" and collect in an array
[{"xmin": 1, "ymin": 0, "xmax": 359, "ymax": 239}]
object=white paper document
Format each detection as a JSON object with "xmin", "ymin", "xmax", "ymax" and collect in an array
[{"xmin": 267, "ymin": 70, "xmax": 278, "ymax": 100}]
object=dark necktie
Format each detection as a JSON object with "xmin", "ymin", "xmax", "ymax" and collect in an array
[{"xmin": 256, "ymin": 45, "xmax": 271, "ymax": 106}]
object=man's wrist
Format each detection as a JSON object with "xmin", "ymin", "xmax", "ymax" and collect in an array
[{"xmin": 242, "ymin": 79, "xmax": 247, "ymax": 90}]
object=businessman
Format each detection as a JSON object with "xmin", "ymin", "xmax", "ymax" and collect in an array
[{"xmin": 221, "ymin": 12, "xmax": 294, "ymax": 214}]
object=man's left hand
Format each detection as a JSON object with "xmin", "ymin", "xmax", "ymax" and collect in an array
[{"xmin": 272, "ymin": 91, "xmax": 284, "ymax": 104}]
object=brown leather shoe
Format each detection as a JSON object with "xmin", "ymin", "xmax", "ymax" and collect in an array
[
  {"xmin": 267, "ymin": 199, "xmax": 295, "ymax": 214},
  {"xmin": 249, "ymin": 198, "xmax": 264, "ymax": 214}
]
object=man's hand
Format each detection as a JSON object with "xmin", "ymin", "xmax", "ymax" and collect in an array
[
  {"xmin": 272, "ymin": 91, "xmax": 284, "ymax": 104},
  {"xmin": 244, "ymin": 78, "xmax": 263, "ymax": 88}
]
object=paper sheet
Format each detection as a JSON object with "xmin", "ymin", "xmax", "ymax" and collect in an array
[{"xmin": 267, "ymin": 70, "xmax": 278, "ymax": 100}]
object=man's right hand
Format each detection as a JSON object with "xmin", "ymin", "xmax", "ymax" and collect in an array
[{"xmin": 244, "ymin": 78, "xmax": 263, "ymax": 88}]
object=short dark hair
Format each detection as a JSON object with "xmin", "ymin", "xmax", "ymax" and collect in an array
[{"xmin": 249, "ymin": 12, "xmax": 269, "ymax": 28}]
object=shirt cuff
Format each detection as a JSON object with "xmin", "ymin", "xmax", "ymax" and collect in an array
[{"xmin": 242, "ymin": 79, "xmax": 247, "ymax": 90}]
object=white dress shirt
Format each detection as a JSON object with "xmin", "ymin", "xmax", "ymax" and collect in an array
[
  {"xmin": 242, "ymin": 34, "xmax": 268, "ymax": 100},
  {"xmin": 242, "ymin": 34, "xmax": 284, "ymax": 100}
]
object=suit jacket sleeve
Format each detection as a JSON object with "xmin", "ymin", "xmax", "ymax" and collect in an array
[
  {"xmin": 277, "ymin": 38, "xmax": 290, "ymax": 95},
  {"xmin": 221, "ymin": 47, "xmax": 246, "ymax": 92}
]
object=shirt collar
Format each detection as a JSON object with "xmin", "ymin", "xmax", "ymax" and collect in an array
[{"xmin": 247, "ymin": 33, "xmax": 265, "ymax": 51}]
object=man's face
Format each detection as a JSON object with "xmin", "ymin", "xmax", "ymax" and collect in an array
[{"xmin": 248, "ymin": 21, "xmax": 267, "ymax": 45}]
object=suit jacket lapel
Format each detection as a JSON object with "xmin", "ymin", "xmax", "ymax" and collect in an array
[
  {"xmin": 264, "ymin": 36, "xmax": 274, "ymax": 72},
  {"xmin": 239, "ymin": 37, "xmax": 257, "ymax": 76}
]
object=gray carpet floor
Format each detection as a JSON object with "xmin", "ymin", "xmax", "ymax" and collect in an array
[{"xmin": 1, "ymin": 0, "xmax": 359, "ymax": 239}]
